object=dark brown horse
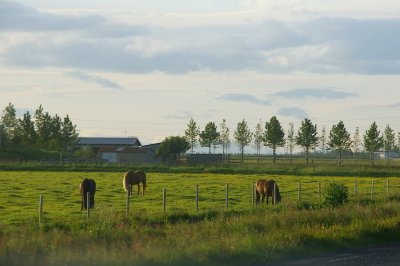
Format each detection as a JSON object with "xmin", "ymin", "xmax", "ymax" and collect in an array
[
  {"xmin": 123, "ymin": 170, "xmax": 146, "ymax": 196},
  {"xmin": 80, "ymin": 178, "xmax": 96, "ymax": 210},
  {"xmin": 255, "ymin": 179, "xmax": 281, "ymax": 205}
]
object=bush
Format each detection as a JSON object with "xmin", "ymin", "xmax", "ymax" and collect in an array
[{"xmin": 324, "ymin": 181, "xmax": 349, "ymax": 207}]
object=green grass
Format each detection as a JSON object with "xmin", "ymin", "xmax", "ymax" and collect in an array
[
  {"xmin": 2, "ymin": 171, "xmax": 400, "ymax": 265},
  {"xmin": 1, "ymin": 171, "xmax": 399, "ymax": 226}
]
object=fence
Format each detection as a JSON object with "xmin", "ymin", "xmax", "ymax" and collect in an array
[{"xmin": 33, "ymin": 179, "xmax": 399, "ymax": 224}]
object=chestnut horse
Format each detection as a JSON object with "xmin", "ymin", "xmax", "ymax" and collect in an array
[
  {"xmin": 255, "ymin": 179, "xmax": 281, "ymax": 205},
  {"xmin": 80, "ymin": 178, "xmax": 96, "ymax": 210},
  {"xmin": 123, "ymin": 170, "xmax": 146, "ymax": 196}
]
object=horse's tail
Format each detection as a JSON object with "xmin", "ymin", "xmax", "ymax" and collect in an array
[
  {"xmin": 255, "ymin": 182, "xmax": 260, "ymax": 203},
  {"xmin": 123, "ymin": 171, "xmax": 130, "ymax": 192}
]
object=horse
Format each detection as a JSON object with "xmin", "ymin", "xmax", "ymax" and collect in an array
[
  {"xmin": 80, "ymin": 178, "xmax": 96, "ymax": 210},
  {"xmin": 123, "ymin": 170, "xmax": 146, "ymax": 196},
  {"xmin": 255, "ymin": 179, "xmax": 281, "ymax": 205}
]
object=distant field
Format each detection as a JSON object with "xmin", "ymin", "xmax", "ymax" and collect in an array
[{"xmin": 1, "ymin": 171, "xmax": 400, "ymax": 226}]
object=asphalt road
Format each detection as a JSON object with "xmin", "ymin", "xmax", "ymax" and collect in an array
[{"xmin": 270, "ymin": 243, "xmax": 400, "ymax": 266}]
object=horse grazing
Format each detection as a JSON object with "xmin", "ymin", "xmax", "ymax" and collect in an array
[
  {"xmin": 123, "ymin": 170, "xmax": 146, "ymax": 196},
  {"xmin": 255, "ymin": 179, "xmax": 281, "ymax": 205},
  {"xmin": 80, "ymin": 178, "xmax": 96, "ymax": 211}
]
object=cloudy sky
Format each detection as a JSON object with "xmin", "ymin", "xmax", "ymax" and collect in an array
[{"xmin": 1, "ymin": 0, "xmax": 400, "ymax": 148}]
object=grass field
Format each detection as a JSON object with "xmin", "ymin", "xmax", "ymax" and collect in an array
[
  {"xmin": 1, "ymin": 171, "xmax": 400, "ymax": 226},
  {"xmin": 2, "ymin": 170, "xmax": 400, "ymax": 265}
]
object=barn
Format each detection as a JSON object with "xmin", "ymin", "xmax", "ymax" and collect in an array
[
  {"xmin": 75, "ymin": 137, "xmax": 141, "ymax": 153},
  {"xmin": 98, "ymin": 147, "xmax": 157, "ymax": 164}
]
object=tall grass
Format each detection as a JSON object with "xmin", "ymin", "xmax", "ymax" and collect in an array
[{"xmin": 2, "ymin": 198, "xmax": 400, "ymax": 265}]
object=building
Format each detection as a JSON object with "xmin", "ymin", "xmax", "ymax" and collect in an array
[
  {"xmin": 373, "ymin": 151, "xmax": 400, "ymax": 160},
  {"xmin": 75, "ymin": 137, "xmax": 141, "ymax": 152},
  {"xmin": 98, "ymin": 147, "xmax": 157, "ymax": 164}
]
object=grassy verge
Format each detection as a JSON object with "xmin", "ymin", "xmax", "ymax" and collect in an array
[{"xmin": 2, "ymin": 198, "xmax": 400, "ymax": 265}]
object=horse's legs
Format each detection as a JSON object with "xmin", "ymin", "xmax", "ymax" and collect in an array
[
  {"xmin": 137, "ymin": 184, "xmax": 140, "ymax": 195},
  {"xmin": 262, "ymin": 194, "xmax": 265, "ymax": 203}
]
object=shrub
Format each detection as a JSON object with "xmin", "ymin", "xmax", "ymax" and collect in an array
[{"xmin": 324, "ymin": 181, "xmax": 349, "ymax": 207}]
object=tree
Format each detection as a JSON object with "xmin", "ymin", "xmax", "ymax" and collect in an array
[
  {"xmin": 16, "ymin": 111, "xmax": 37, "ymax": 147},
  {"xmin": 1, "ymin": 103, "xmax": 18, "ymax": 146},
  {"xmin": 363, "ymin": 122, "xmax": 383, "ymax": 165},
  {"xmin": 263, "ymin": 116, "xmax": 285, "ymax": 163},
  {"xmin": 233, "ymin": 119, "xmax": 252, "ymax": 163},
  {"xmin": 156, "ymin": 136, "xmax": 190, "ymax": 162},
  {"xmin": 327, "ymin": 121, "xmax": 352, "ymax": 165},
  {"xmin": 383, "ymin": 124, "xmax": 396, "ymax": 160},
  {"xmin": 319, "ymin": 126, "xmax": 327, "ymax": 157},
  {"xmin": 185, "ymin": 119, "xmax": 200, "ymax": 154},
  {"xmin": 253, "ymin": 119, "xmax": 264, "ymax": 163},
  {"xmin": 199, "ymin": 122, "xmax": 220, "ymax": 154},
  {"xmin": 295, "ymin": 118, "xmax": 319, "ymax": 164},
  {"xmin": 219, "ymin": 119, "xmax": 230, "ymax": 162},
  {"xmin": 34, "ymin": 105, "xmax": 53, "ymax": 149},
  {"xmin": 286, "ymin": 122, "xmax": 295, "ymax": 164},
  {"xmin": 352, "ymin": 127, "xmax": 361, "ymax": 158}
]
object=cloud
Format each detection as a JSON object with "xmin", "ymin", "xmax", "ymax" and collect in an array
[
  {"xmin": 67, "ymin": 71, "xmax": 123, "ymax": 89},
  {"xmin": 163, "ymin": 111, "xmax": 194, "ymax": 120},
  {"xmin": 277, "ymin": 107, "xmax": 309, "ymax": 120},
  {"xmin": 217, "ymin": 93, "xmax": 269, "ymax": 105},
  {"xmin": 1, "ymin": 1, "xmax": 400, "ymax": 75},
  {"xmin": 271, "ymin": 88, "xmax": 358, "ymax": 99},
  {"xmin": 0, "ymin": 0, "xmax": 105, "ymax": 31}
]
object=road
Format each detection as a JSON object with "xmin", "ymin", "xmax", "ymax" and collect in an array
[{"xmin": 270, "ymin": 243, "xmax": 400, "ymax": 266}]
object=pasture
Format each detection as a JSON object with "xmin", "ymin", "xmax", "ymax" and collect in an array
[
  {"xmin": 1, "ymin": 171, "xmax": 399, "ymax": 226},
  {"xmin": 3, "ymin": 171, "xmax": 400, "ymax": 265}
]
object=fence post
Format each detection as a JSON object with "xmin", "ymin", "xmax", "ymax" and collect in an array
[
  {"xmin": 226, "ymin": 184, "xmax": 229, "ymax": 209},
  {"xmin": 354, "ymin": 180, "xmax": 357, "ymax": 197},
  {"xmin": 371, "ymin": 180, "xmax": 374, "ymax": 197},
  {"xmin": 252, "ymin": 183, "xmax": 255, "ymax": 205},
  {"xmin": 195, "ymin": 185, "xmax": 199, "ymax": 212},
  {"xmin": 298, "ymin": 183, "xmax": 301, "ymax": 201},
  {"xmin": 318, "ymin": 181, "xmax": 321, "ymax": 199},
  {"xmin": 273, "ymin": 182, "xmax": 277, "ymax": 205},
  {"xmin": 87, "ymin": 192, "xmax": 90, "ymax": 219},
  {"xmin": 39, "ymin": 195, "xmax": 43, "ymax": 224},
  {"xmin": 163, "ymin": 188, "xmax": 166, "ymax": 212},
  {"xmin": 126, "ymin": 190, "xmax": 130, "ymax": 216},
  {"xmin": 387, "ymin": 179, "xmax": 389, "ymax": 196}
]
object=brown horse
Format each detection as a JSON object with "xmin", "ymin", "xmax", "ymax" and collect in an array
[
  {"xmin": 80, "ymin": 178, "xmax": 96, "ymax": 210},
  {"xmin": 123, "ymin": 170, "xmax": 146, "ymax": 196},
  {"xmin": 255, "ymin": 179, "xmax": 281, "ymax": 205}
]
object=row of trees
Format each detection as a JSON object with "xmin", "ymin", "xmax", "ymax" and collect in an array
[
  {"xmin": 184, "ymin": 117, "xmax": 399, "ymax": 165},
  {"xmin": 0, "ymin": 103, "xmax": 78, "ymax": 153}
]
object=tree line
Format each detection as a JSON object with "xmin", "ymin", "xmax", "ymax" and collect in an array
[
  {"xmin": 0, "ymin": 103, "xmax": 78, "ymax": 153},
  {"xmin": 181, "ymin": 117, "xmax": 399, "ymax": 165}
]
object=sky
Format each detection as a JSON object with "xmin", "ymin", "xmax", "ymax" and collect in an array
[{"xmin": 1, "ymin": 0, "xmax": 400, "ymax": 151}]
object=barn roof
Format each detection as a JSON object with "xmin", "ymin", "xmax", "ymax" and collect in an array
[{"xmin": 77, "ymin": 137, "xmax": 141, "ymax": 146}]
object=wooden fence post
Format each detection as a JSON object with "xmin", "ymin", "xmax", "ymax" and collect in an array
[
  {"xmin": 39, "ymin": 195, "xmax": 43, "ymax": 224},
  {"xmin": 387, "ymin": 179, "xmax": 389, "ymax": 196},
  {"xmin": 126, "ymin": 191, "xmax": 130, "ymax": 216},
  {"xmin": 371, "ymin": 181, "xmax": 374, "ymax": 197},
  {"xmin": 226, "ymin": 184, "xmax": 229, "ymax": 209},
  {"xmin": 87, "ymin": 192, "xmax": 90, "ymax": 219},
  {"xmin": 195, "ymin": 185, "xmax": 199, "ymax": 212},
  {"xmin": 163, "ymin": 188, "xmax": 166, "ymax": 212},
  {"xmin": 298, "ymin": 183, "xmax": 301, "ymax": 201},
  {"xmin": 252, "ymin": 183, "xmax": 255, "ymax": 205},
  {"xmin": 273, "ymin": 182, "xmax": 277, "ymax": 205},
  {"xmin": 354, "ymin": 180, "xmax": 357, "ymax": 197},
  {"xmin": 318, "ymin": 181, "xmax": 321, "ymax": 199}
]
